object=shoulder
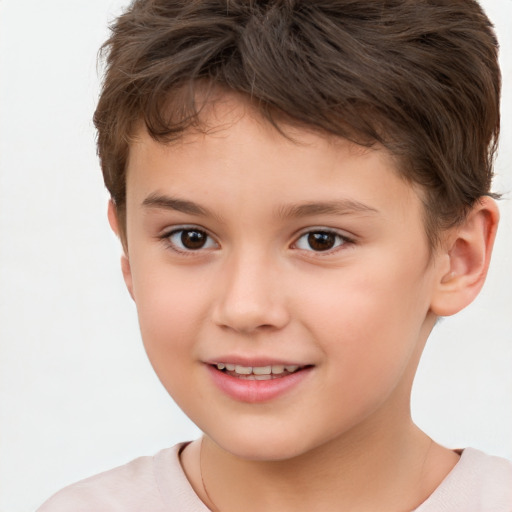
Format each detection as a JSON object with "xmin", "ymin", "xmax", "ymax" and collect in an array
[
  {"xmin": 459, "ymin": 448, "xmax": 512, "ymax": 502},
  {"xmin": 415, "ymin": 448, "xmax": 512, "ymax": 512},
  {"xmin": 36, "ymin": 443, "xmax": 207, "ymax": 512}
]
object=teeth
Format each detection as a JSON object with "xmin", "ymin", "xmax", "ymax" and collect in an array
[
  {"xmin": 235, "ymin": 365, "xmax": 252, "ymax": 375},
  {"xmin": 254, "ymin": 374, "xmax": 272, "ymax": 380},
  {"xmin": 253, "ymin": 366, "xmax": 272, "ymax": 375},
  {"xmin": 216, "ymin": 363, "xmax": 301, "ymax": 375}
]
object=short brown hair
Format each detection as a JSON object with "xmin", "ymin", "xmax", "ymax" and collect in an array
[{"xmin": 94, "ymin": 0, "xmax": 501, "ymax": 246}]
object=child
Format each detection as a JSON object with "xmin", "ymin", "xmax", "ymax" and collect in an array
[{"xmin": 38, "ymin": 0, "xmax": 511, "ymax": 510}]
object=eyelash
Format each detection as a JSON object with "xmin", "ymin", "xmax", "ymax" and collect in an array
[
  {"xmin": 159, "ymin": 226, "xmax": 218, "ymax": 254},
  {"xmin": 293, "ymin": 229, "xmax": 354, "ymax": 254},
  {"xmin": 158, "ymin": 226, "xmax": 354, "ymax": 255}
]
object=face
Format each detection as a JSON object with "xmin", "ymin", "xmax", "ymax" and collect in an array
[{"xmin": 120, "ymin": 97, "xmax": 443, "ymax": 461}]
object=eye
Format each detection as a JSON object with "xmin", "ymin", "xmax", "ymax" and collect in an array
[
  {"xmin": 166, "ymin": 228, "xmax": 218, "ymax": 251},
  {"xmin": 294, "ymin": 230, "xmax": 349, "ymax": 252}
]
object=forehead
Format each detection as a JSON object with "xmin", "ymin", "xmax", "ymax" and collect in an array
[
  {"xmin": 125, "ymin": 94, "xmax": 422, "ymax": 226},
  {"xmin": 128, "ymin": 90, "xmax": 384, "ymax": 167}
]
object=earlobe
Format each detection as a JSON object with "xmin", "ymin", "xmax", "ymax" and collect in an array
[
  {"xmin": 107, "ymin": 199, "xmax": 120, "ymax": 236},
  {"xmin": 107, "ymin": 200, "xmax": 135, "ymax": 300},
  {"xmin": 120, "ymin": 254, "xmax": 135, "ymax": 300},
  {"xmin": 430, "ymin": 197, "xmax": 499, "ymax": 317}
]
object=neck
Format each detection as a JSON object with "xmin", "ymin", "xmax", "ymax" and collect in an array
[{"xmin": 193, "ymin": 416, "xmax": 458, "ymax": 512}]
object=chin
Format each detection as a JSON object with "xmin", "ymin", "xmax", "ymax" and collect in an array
[{"xmin": 208, "ymin": 427, "xmax": 319, "ymax": 462}]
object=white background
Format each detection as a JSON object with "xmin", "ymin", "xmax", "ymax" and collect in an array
[{"xmin": 0, "ymin": 1, "xmax": 511, "ymax": 511}]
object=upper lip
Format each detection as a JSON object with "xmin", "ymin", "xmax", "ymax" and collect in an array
[{"xmin": 204, "ymin": 356, "xmax": 309, "ymax": 367}]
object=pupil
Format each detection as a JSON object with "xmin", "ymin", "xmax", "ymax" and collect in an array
[
  {"xmin": 181, "ymin": 230, "xmax": 206, "ymax": 249},
  {"xmin": 308, "ymin": 232, "xmax": 335, "ymax": 251}
]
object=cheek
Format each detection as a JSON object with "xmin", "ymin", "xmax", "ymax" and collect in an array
[
  {"xmin": 297, "ymin": 261, "xmax": 431, "ymax": 384},
  {"xmin": 131, "ymin": 263, "xmax": 209, "ymax": 384},
  {"xmin": 137, "ymin": 284, "xmax": 198, "ymax": 339}
]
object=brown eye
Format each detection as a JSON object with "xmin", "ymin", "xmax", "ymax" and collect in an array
[
  {"xmin": 295, "ymin": 230, "xmax": 348, "ymax": 252},
  {"xmin": 168, "ymin": 228, "xmax": 217, "ymax": 251},
  {"xmin": 181, "ymin": 230, "xmax": 207, "ymax": 249},
  {"xmin": 307, "ymin": 232, "xmax": 336, "ymax": 251}
]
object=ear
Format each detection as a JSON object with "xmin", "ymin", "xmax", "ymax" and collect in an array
[
  {"xmin": 430, "ymin": 196, "xmax": 499, "ymax": 317},
  {"xmin": 107, "ymin": 200, "xmax": 135, "ymax": 300}
]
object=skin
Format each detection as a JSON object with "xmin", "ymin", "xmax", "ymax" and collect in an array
[{"xmin": 110, "ymin": 95, "xmax": 499, "ymax": 511}]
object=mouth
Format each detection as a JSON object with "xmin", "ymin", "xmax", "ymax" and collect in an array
[
  {"xmin": 212, "ymin": 363, "xmax": 308, "ymax": 380},
  {"xmin": 206, "ymin": 361, "xmax": 314, "ymax": 403}
]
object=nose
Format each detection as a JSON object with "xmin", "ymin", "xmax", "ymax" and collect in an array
[{"xmin": 212, "ymin": 251, "xmax": 290, "ymax": 334}]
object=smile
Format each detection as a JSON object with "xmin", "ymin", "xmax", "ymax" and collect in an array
[
  {"xmin": 214, "ymin": 363, "xmax": 302, "ymax": 380},
  {"xmin": 207, "ymin": 362, "xmax": 313, "ymax": 403}
]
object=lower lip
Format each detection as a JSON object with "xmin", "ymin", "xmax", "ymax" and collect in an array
[{"xmin": 206, "ymin": 365, "xmax": 313, "ymax": 403}]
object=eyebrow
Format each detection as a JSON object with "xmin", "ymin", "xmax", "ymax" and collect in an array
[
  {"xmin": 142, "ymin": 194, "xmax": 211, "ymax": 216},
  {"xmin": 142, "ymin": 193, "xmax": 379, "ymax": 220},
  {"xmin": 276, "ymin": 200, "xmax": 379, "ymax": 219}
]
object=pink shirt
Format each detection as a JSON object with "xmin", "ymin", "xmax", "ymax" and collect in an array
[{"xmin": 38, "ymin": 444, "xmax": 512, "ymax": 511}]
